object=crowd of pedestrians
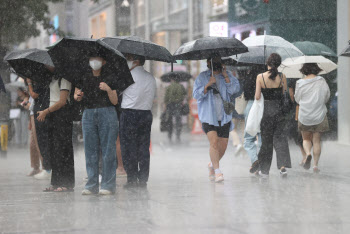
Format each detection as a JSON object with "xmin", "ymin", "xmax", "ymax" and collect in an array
[{"xmin": 9, "ymin": 39, "xmax": 332, "ymax": 193}]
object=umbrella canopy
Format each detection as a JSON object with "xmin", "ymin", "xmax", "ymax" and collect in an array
[
  {"xmin": 4, "ymin": 48, "xmax": 54, "ymax": 82},
  {"xmin": 101, "ymin": 36, "xmax": 174, "ymax": 63},
  {"xmin": 340, "ymin": 41, "xmax": 350, "ymax": 57},
  {"xmin": 279, "ymin": 56, "xmax": 337, "ymax": 78},
  {"xmin": 5, "ymin": 80, "xmax": 26, "ymax": 92},
  {"xmin": 160, "ymin": 71, "xmax": 192, "ymax": 82},
  {"xmin": 232, "ymin": 35, "xmax": 304, "ymax": 65},
  {"xmin": 293, "ymin": 41, "xmax": 337, "ymax": 57},
  {"xmin": 173, "ymin": 36, "xmax": 248, "ymax": 60},
  {"xmin": 48, "ymin": 37, "xmax": 134, "ymax": 93}
]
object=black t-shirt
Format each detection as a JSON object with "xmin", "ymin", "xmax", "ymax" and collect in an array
[{"xmin": 80, "ymin": 73, "xmax": 118, "ymax": 109}]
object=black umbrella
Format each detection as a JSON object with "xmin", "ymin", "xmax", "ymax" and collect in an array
[
  {"xmin": 101, "ymin": 36, "xmax": 174, "ymax": 63},
  {"xmin": 4, "ymin": 48, "xmax": 54, "ymax": 82},
  {"xmin": 160, "ymin": 71, "xmax": 192, "ymax": 83},
  {"xmin": 173, "ymin": 37, "xmax": 248, "ymax": 60},
  {"xmin": 340, "ymin": 41, "xmax": 350, "ymax": 57},
  {"xmin": 48, "ymin": 37, "xmax": 134, "ymax": 93}
]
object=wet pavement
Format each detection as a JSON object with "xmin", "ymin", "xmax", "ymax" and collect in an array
[{"xmin": 1, "ymin": 124, "xmax": 350, "ymax": 234}]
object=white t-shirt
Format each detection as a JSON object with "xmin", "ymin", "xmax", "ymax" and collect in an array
[
  {"xmin": 121, "ymin": 66, "xmax": 157, "ymax": 110},
  {"xmin": 49, "ymin": 78, "xmax": 72, "ymax": 107},
  {"xmin": 29, "ymin": 97, "xmax": 34, "ymax": 116}
]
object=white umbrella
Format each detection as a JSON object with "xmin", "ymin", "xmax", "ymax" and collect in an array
[
  {"xmin": 231, "ymin": 35, "xmax": 304, "ymax": 65},
  {"xmin": 279, "ymin": 56, "xmax": 338, "ymax": 78}
]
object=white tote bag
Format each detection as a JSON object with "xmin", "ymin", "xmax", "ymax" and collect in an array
[
  {"xmin": 235, "ymin": 93, "xmax": 248, "ymax": 115},
  {"xmin": 245, "ymin": 94, "xmax": 264, "ymax": 136}
]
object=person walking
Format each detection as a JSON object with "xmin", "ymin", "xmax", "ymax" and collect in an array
[
  {"xmin": 37, "ymin": 65, "xmax": 75, "ymax": 192},
  {"xmin": 295, "ymin": 63, "xmax": 330, "ymax": 173},
  {"xmin": 120, "ymin": 54, "xmax": 156, "ymax": 188},
  {"xmin": 27, "ymin": 78, "xmax": 52, "ymax": 180},
  {"xmin": 193, "ymin": 57, "xmax": 240, "ymax": 183},
  {"xmin": 75, "ymin": 55, "xmax": 119, "ymax": 195},
  {"xmin": 164, "ymin": 76, "xmax": 187, "ymax": 142},
  {"xmin": 242, "ymin": 65, "xmax": 265, "ymax": 174},
  {"xmin": 254, "ymin": 53, "xmax": 291, "ymax": 178}
]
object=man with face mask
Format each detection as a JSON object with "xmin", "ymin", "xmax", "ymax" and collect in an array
[
  {"xmin": 120, "ymin": 54, "xmax": 156, "ymax": 188},
  {"xmin": 192, "ymin": 57, "xmax": 240, "ymax": 183},
  {"xmin": 74, "ymin": 55, "xmax": 119, "ymax": 195}
]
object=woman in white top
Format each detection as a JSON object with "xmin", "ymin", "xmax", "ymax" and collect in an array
[
  {"xmin": 295, "ymin": 63, "xmax": 330, "ymax": 173},
  {"xmin": 37, "ymin": 65, "xmax": 74, "ymax": 192}
]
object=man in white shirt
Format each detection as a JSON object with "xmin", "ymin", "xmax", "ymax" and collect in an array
[{"xmin": 120, "ymin": 54, "xmax": 156, "ymax": 188}]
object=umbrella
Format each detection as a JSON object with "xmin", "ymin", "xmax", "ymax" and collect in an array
[
  {"xmin": 0, "ymin": 75, "xmax": 5, "ymax": 93},
  {"xmin": 232, "ymin": 35, "xmax": 304, "ymax": 65},
  {"xmin": 4, "ymin": 48, "xmax": 54, "ymax": 82},
  {"xmin": 5, "ymin": 80, "xmax": 26, "ymax": 92},
  {"xmin": 101, "ymin": 36, "xmax": 174, "ymax": 63},
  {"xmin": 340, "ymin": 41, "xmax": 350, "ymax": 57},
  {"xmin": 48, "ymin": 37, "xmax": 134, "ymax": 93},
  {"xmin": 173, "ymin": 36, "xmax": 248, "ymax": 60},
  {"xmin": 160, "ymin": 71, "xmax": 192, "ymax": 82},
  {"xmin": 278, "ymin": 56, "xmax": 337, "ymax": 78},
  {"xmin": 293, "ymin": 41, "xmax": 337, "ymax": 57}
]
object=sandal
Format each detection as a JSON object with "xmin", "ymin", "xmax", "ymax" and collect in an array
[
  {"xmin": 43, "ymin": 186, "xmax": 56, "ymax": 192},
  {"xmin": 53, "ymin": 187, "xmax": 74, "ymax": 192},
  {"xmin": 303, "ymin": 155, "xmax": 312, "ymax": 170},
  {"xmin": 249, "ymin": 160, "xmax": 259, "ymax": 174}
]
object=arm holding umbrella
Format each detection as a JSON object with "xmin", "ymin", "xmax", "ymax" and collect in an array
[{"xmin": 26, "ymin": 79, "xmax": 39, "ymax": 99}]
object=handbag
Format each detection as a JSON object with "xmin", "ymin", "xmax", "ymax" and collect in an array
[
  {"xmin": 211, "ymin": 85, "xmax": 235, "ymax": 115},
  {"xmin": 235, "ymin": 93, "xmax": 248, "ymax": 115},
  {"xmin": 180, "ymin": 103, "xmax": 190, "ymax": 116},
  {"xmin": 245, "ymin": 93, "xmax": 264, "ymax": 136}
]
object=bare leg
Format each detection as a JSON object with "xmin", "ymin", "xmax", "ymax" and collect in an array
[
  {"xmin": 312, "ymin": 132, "xmax": 322, "ymax": 167},
  {"xmin": 218, "ymin": 137, "xmax": 229, "ymax": 160},
  {"xmin": 230, "ymin": 119, "xmax": 241, "ymax": 147},
  {"xmin": 207, "ymin": 132, "xmax": 220, "ymax": 169},
  {"xmin": 116, "ymin": 136, "xmax": 127, "ymax": 175},
  {"xmin": 299, "ymin": 145, "xmax": 307, "ymax": 165},
  {"xmin": 301, "ymin": 131, "xmax": 313, "ymax": 160}
]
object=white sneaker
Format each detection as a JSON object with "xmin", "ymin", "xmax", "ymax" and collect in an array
[
  {"xmin": 259, "ymin": 171, "xmax": 269, "ymax": 179},
  {"xmin": 82, "ymin": 189, "xmax": 93, "ymax": 195},
  {"xmin": 99, "ymin": 189, "xmax": 113, "ymax": 195},
  {"xmin": 234, "ymin": 144, "xmax": 243, "ymax": 157},
  {"xmin": 34, "ymin": 170, "xmax": 51, "ymax": 180}
]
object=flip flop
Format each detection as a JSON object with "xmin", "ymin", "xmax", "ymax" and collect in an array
[
  {"xmin": 53, "ymin": 187, "xmax": 74, "ymax": 192},
  {"xmin": 303, "ymin": 155, "xmax": 312, "ymax": 170},
  {"xmin": 43, "ymin": 186, "xmax": 56, "ymax": 192}
]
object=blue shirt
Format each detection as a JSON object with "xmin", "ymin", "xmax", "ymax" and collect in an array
[{"xmin": 193, "ymin": 69, "xmax": 240, "ymax": 131}]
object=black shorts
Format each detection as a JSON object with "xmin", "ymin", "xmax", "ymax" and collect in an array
[{"xmin": 202, "ymin": 121, "xmax": 231, "ymax": 138}]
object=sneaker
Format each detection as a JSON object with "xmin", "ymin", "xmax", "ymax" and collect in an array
[
  {"xmin": 116, "ymin": 169, "xmax": 127, "ymax": 177},
  {"xmin": 259, "ymin": 171, "xmax": 269, "ymax": 179},
  {"xmin": 234, "ymin": 144, "xmax": 243, "ymax": 157},
  {"xmin": 313, "ymin": 166, "xmax": 320, "ymax": 173},
  {"xmin": 280, "ymin": 167, "xmax": 287, "ymax": 177},
  {"xmin": 208, "ymin": 163, "xmax": 215, "ymax": 181},
  {"xmin": 28, "ymin": 169, "xmax": 40, "ymax": 176},
  {"xmin": 34, "ymin": 170, "xmax": 51, "ymax": 180},
  {"xmin": 303, "ymin": 155, "xmax": 312, "ymax": 170},
  {"xmin": 249, "ymin": 160, "xmax": 259, "ymax": 174},
  {"xmin": 99, "ymin": 189, "xmax": 113, "ymax": 195},
  {"xmin": 81, "ymin": 189, "xmax": 93, "ymax": 195},
  {"xmin": 215, "ymin": 173, "xmax": 224, "ymax": 183}
]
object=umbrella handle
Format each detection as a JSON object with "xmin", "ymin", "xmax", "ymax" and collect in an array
[
  {"xmin": 171, "ymin": 62, "xmax": 173, "ymax": 72},
  {"xmin": 211, "ymin": 58, "xmax": 214, "ymax": 76}
]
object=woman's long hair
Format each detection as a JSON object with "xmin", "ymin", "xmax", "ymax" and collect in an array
[{"xmin": 266, "ymin": 53, "xmax": 282, "ymax": 80}]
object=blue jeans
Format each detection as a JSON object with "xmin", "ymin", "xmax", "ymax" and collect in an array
[
  {"xmin": 243, "ymin": 100, "xmax": 262, "ymax": 164},
  {"xmin": 82, "ymin": 107, "xmax": 118, "ymax": 192}
]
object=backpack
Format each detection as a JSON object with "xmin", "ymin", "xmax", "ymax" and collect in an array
[{"xmin": 59, "ymin": 78, "xmax": 84, "ymax": 122}]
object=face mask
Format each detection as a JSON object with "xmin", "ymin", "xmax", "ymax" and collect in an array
[
  {"xmin": 127, "ymin": 60, "xmax": 134, "ymax": 70},
  {"xmin": 89, "ymin": 60, "xmax": 103, "ymax": 71}
]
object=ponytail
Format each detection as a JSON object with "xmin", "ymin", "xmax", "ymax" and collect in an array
[{"xmin": 266, "ymin": 53, "xmax": 282, "ymax": 80}]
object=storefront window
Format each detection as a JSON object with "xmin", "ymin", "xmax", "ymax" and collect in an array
[
  {"xmin": 169, "ymin": 0, "xmax": 188, "ymax": 13},
  {"xmin": 136, "ymin": 0, "xmax": 145, "ymax": 26},
  {"xmin": 150, "ymin": 0, "xmax": 164, "ymax": 19}
]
